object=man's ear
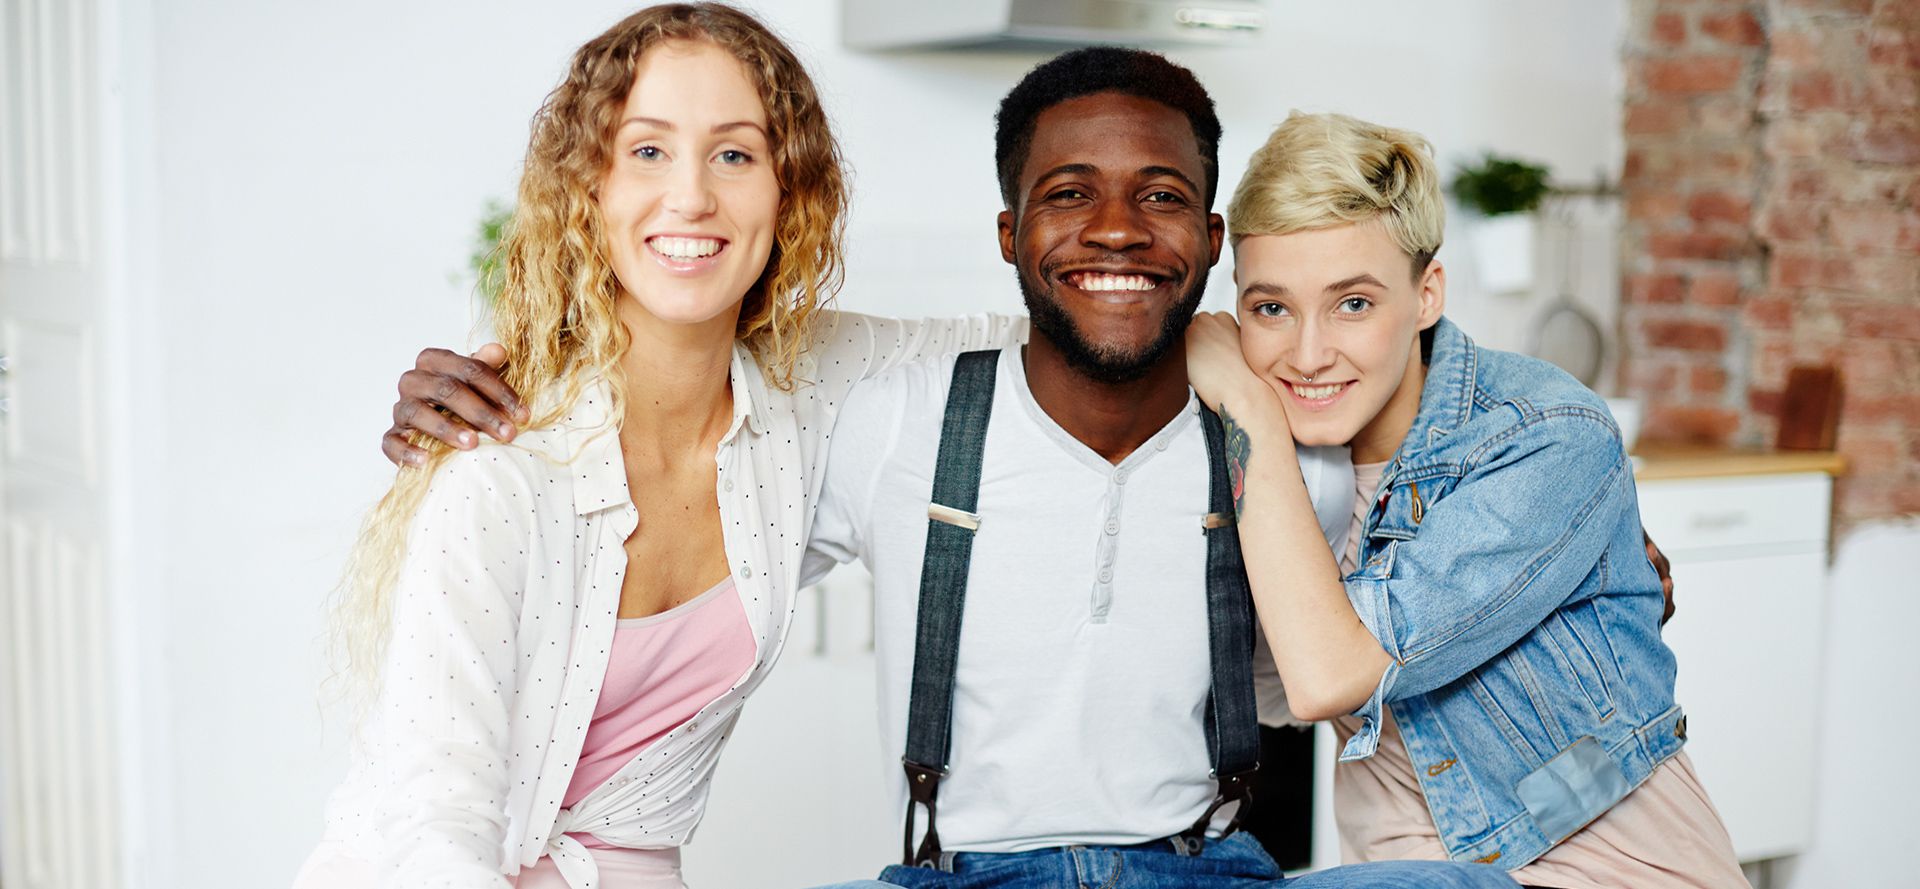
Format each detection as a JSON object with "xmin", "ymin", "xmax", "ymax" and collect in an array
[
  {"xmin": 1417, "ymin": 259, "xmax": 1447, "ymax": 329},
  {"xmin": 1207, "ymin": 212, "xmax": 1225, "ymax": 267},
  {"xmin": 997, "ymin": 210, "xmax": 1017, "ymax": 265}
]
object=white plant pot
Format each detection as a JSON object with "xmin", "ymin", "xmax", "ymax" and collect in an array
[
  {"xmin": 1603, "ymin": 396, "xmax": 1643, "ymax": 452},
  {"xmin": 1470, "ymin": 212, "xmax": 1535, "ymax": 295}
]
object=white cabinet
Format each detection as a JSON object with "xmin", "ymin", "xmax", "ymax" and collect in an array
[{"xmin": 1636, "ymin": 472, "xmax": 1832, "ymax": 863}]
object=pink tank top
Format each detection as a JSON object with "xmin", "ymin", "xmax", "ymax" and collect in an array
[{"xmin": 562, "ymin": 576, "xmax": 755, "ymax": 850}]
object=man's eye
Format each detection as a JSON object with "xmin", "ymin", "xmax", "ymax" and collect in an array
[
  {"xmin": 716, "ymin": 149, "xmax": 752, "ymax": 165},
  {"xmin": 1144, "ymin": 191, "xmax": 1184, "ymax": 204},
  {"xmin": 1252, "ymin": 302, "xmax": 1288, "ymax": 318},
  {"xmin": 1048, "ymin": 188, "xmax": 1087, "ymax": 201},
  {"xmin": 1338, "ymin": 296, "xmax": 1373, "ymax": 313}
]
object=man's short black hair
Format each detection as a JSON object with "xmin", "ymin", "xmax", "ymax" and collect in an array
[{"xmin": 993, "ymin": 47, "xmax": 1223, "ymax": 211}]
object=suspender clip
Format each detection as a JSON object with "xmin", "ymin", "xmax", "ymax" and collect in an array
[
  {"xmin": 1176, "ymin": 763, "xmax": 1259, "ymax": 853},
  {"xmin": 928, "ymin": 503, "xmax": 982, "ymax": 531},
  {"xmin": 901, "ymin": 758, "xmax": 949, "ymax": 868}
]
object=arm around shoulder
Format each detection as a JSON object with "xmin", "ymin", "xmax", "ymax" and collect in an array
[{"xmin": 818, "ymin": 310, "xmax": 1027, "ymax": 381}]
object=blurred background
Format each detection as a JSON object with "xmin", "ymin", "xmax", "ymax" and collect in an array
[{"xmin": 0, "ymin": 0, "xmax": 1913, "ymax": 887}]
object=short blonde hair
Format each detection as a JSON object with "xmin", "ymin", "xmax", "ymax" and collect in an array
[{"xmin": 1228, "ymin": 111, "xmax": 1444, "ymax": 275}]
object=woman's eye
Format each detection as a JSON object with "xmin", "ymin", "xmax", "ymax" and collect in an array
[
  {"xmin": 716, "ymin": 149, "xmax": 752, "ymax": 166},
  {"xmin": 633, "ymin": 145, "xmax": 664, "ymax": 161},
  {"xmin": 1252, "ymin": 302, "xmax": 1288, "ymax": 318},
  {"xmin": 1338, "ymin": 296, "xmax": 1373, "ymax": 314}
]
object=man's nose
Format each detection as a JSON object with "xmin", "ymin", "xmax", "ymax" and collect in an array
[{"xmin": 1079, "ymin": 196, "xmax": 1150, "ymax": 253}]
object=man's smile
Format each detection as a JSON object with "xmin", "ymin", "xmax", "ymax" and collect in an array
[{"xmin": 1052, "ymin": 263, "xmax": 1179, "ymax": 305}]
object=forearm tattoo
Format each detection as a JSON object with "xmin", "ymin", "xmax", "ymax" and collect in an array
[{"xmin": 1221, "ymin": 407, "xmax": 1252, "ymax": 516}]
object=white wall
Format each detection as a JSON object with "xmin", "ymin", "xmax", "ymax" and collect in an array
[{"xmin": 108, "ymin": 1, "xmax": 1633, "ymax": 886}]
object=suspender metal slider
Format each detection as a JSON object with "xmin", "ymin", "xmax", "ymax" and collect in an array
[{"xmin": 928, "ymin": 503, "xmax": 982, "ymax": 531}]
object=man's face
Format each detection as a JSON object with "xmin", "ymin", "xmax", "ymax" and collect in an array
[{"xmin": 997, "ymin": 92, "xmax": 1224, "ymax": 383}]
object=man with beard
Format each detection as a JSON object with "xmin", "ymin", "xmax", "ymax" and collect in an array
[{"xmin": 381, "ymin": 47, "xmax": 1516, "ymax": 889}]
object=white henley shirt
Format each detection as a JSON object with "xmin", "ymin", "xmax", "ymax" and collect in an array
[{"xmin": 804, "ymin": 345, "xmax": 1353, "ymax": 855}]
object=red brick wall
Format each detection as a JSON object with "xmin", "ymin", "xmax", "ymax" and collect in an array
[{"xmin": 1622, "ymin": 0, "xmax": 1920, "ymax": 525}]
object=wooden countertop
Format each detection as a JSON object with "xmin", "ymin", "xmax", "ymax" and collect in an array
[{"xmin": 1630, "ymin": 445, "xmax": 1847, "ymax": 481}]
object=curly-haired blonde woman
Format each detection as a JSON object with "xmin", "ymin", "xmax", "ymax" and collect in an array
[{"xmin": 293, "ymin": 5, "xmax": 1017, "ymax": 888}]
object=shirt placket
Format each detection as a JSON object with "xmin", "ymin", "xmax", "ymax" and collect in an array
[{"xmin": 1088, "ymin": 427, "xmax": 1177, "ymax": 623}]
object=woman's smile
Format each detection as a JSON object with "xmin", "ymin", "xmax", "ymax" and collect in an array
[
  {"xmin": 1281, "ymin": 379, "xmax": 1355, "ymax": 410},
  {"xmin": 645, "ymin": 234, "xmax": 731, "ymax": 274}
]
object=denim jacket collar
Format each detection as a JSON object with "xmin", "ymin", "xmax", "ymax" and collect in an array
[{"xmin": 1393, "ymin": 317, "xmax": 1477, "ymax": 465}]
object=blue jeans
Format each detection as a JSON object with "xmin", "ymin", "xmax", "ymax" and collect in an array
[{"xmin": 871, "ymin": 833, "xmax": 1516, "ymax": 889}]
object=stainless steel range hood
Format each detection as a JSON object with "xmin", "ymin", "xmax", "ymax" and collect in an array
[{"xmin": 843, "ymin": 0, "xmax": 1264, "ymax": 50}]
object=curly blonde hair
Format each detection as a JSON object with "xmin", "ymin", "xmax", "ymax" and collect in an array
[{"xmin": 331, "ymin": 3, "xmax": 848, "ymax": 697}]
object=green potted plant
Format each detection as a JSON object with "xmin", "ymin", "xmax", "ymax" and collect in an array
[
  {"xmin": 470, "ymin": 199, "xmax": 513, "ymax": 307},
  {"xmin": 1450, "ymin": 153, "xmax": 1551, "ymax": 294}
]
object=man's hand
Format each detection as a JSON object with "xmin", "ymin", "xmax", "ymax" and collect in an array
[
  {"xmin": 381, "ymin": 343, "xmax": 528, "ymax": 467},
  {"xmin": 1644, "ymin": 530, "xmax": 1676, "ymax": 625}
]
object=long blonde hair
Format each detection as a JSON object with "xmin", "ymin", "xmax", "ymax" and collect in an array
[{"xmin": 331, "ymin": 3, "xmax": 847, "ymax": 697}]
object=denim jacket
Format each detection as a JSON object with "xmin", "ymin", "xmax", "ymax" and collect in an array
[{"xmin": 1340, "ymin": 317, "xmax": 1686, "ymax": 869}]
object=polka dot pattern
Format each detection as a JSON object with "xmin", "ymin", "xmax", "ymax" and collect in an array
[{"xmin": 306, "ymin": 312, "xmax": 1026, "ymax": 885}]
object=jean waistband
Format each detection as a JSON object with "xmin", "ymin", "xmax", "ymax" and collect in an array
[{"xmin": 926, "ymin": 833, "xmax": 1234, "ymax": 873}]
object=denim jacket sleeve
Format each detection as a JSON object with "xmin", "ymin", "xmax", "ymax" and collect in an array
[{"xmin": 1339, "ymin": 406, "xmax": 1631, "ymax": 761}]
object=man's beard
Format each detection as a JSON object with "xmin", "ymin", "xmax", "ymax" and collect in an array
[{"xmin": 1018, "ymin": 261, "xmax": 1209, "ymax": 385}]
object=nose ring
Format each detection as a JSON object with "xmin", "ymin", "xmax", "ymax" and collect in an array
[{"xmin": 1302, "ymin": 374, "xmax": 1315, "ymax": 383}]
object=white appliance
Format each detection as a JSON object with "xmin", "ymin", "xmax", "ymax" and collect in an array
[{"xmin": 843, "ymin": 0, "xmax": 1263, "ymax": 50}]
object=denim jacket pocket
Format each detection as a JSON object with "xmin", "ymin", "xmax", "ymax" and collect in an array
[{"xmin": 1369, "ymin": 477, "xmax": 1435, "ymax": 545}]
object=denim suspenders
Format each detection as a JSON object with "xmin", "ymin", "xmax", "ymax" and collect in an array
[{"xmin": 899, "ymin": 348, "xmax": 1260, "ymax": 868}]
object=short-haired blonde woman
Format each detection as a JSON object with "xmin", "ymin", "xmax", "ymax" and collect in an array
[
  {"xmin": 293, "ymin": 5, "xmax": 1014, "ymax": 888},
  {"xmin": 1183, "ymin": 112, "xmax": 1746, "ymax": 888}
]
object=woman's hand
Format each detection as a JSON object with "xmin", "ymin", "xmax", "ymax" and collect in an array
[{"xmin": 1185, "ymin": 311, "xmax": 1274, "ymax": 414}]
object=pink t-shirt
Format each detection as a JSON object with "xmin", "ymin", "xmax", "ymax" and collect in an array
[
  {"xmin": 1331, "ymin": 461, "xmax": 1745, "ymax": 888},
  {"xmin": 563, "ymin": 577, "xmax": 755, "ymax": 850}
]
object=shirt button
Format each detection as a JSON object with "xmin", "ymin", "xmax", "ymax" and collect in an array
[
  {"xmin": 1105, "ymin": 520, "xmax": 1119, "ymax": 535},
  {"xmin": 740, "ymin": 564, "xmax": 753, "ymax": 579},
  {"xmin": 724, "ymin": 479, "xmax": 734, "ymax": 492},
  {"xmin": 1114, "ymin": 470, "xmax": 1129, "ymax": 485},
  {"xmin": 686, "ymin": 721, "xmax": 698, "ymax": 733},
  {"xmin": 1098, "ymin": 568, "xmax": 1113, "ymax": 583}
]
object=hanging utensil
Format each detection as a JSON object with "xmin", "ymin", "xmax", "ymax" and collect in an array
[{"xmin": 1528, "ymin": 199, "xmax": 1606, "ymax": 387}]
